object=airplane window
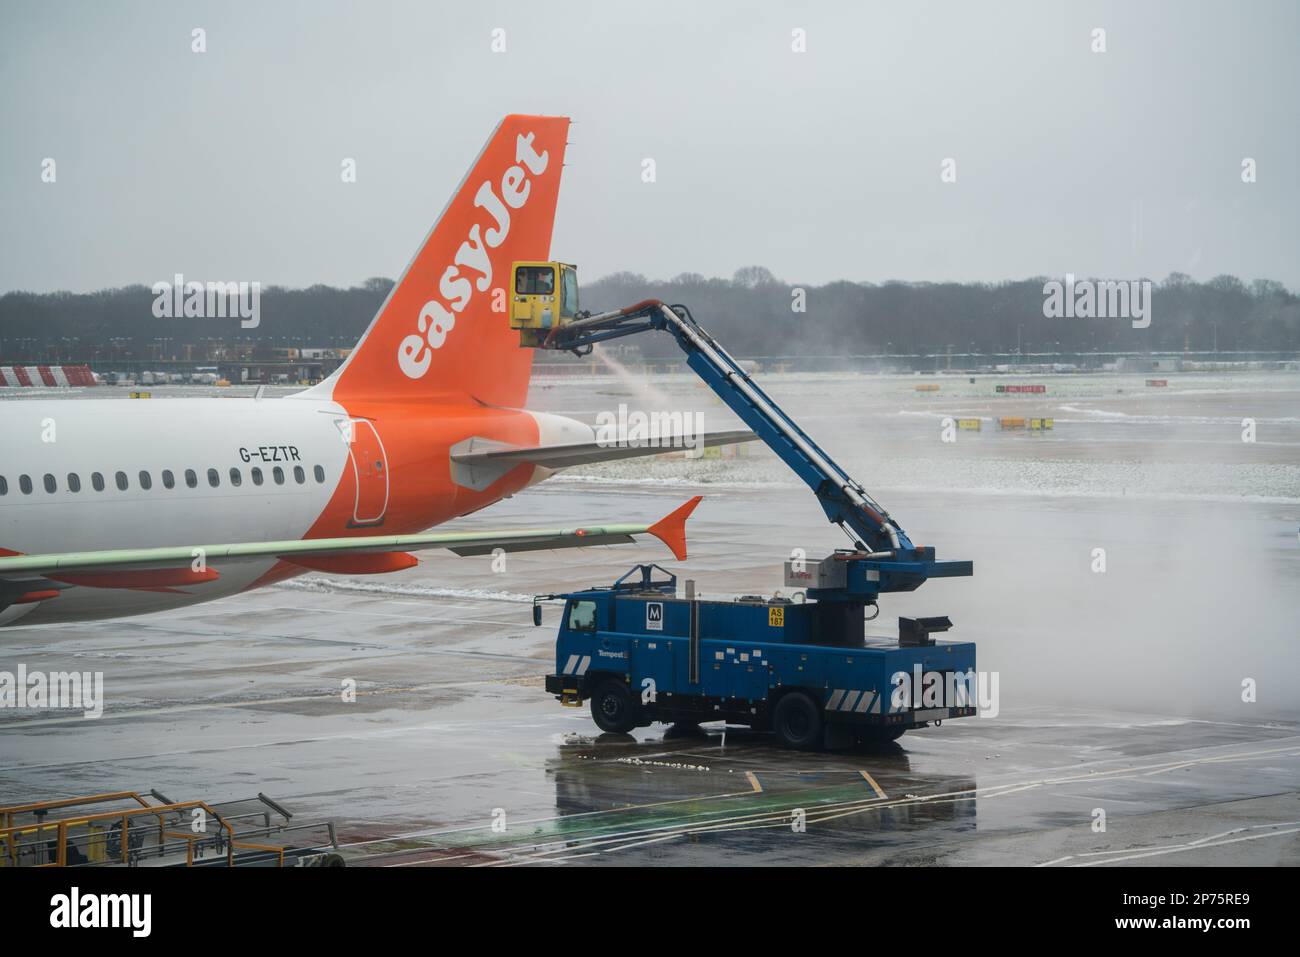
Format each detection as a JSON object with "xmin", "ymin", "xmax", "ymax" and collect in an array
[
  {"xmin": 251, "ymin": 467, "xmax": 263, "ymax": 486},
  {"xmin": 313, "ymin": 465, "xmax": 325, "ymax": 483},
  {"xmin": 273, "ymin": 466, "xmax": 285, "ymax": 485},
  {"xmin": 91, "ymin": 472, "xmax": 105, "ymax": 492},
  {"xmin": 67, "ymin": 473, "xmax": 81, "ymax": 493},
  {"xmin": 115, "ymin": 471, "xmax": 128, "ymax": 491},
  {"xmin": 185, "ymin": 469, "xmax": 198, "ymax": 488},
  {"xmin": 229, "ymin": 467, "xmax": 242, "ymax": 487},
  {"xmin": 43, "ymin": 474, "xmax": 57, "ymax": 494},
  {"xmin": 162, "ymin": 469, "xmax": 175, "ymax": 489},
  {"xmin": 138, "ymin": 471, "xmax": 152, "ymax": 490},
  {"xmin": 19, "ymin": 475, "xmax": 32, "ymax": 495},
  {"xmin": 207, "ymin": 468, "xmax": 220, "ymax": 488},
  {"xmin": 293, "ymin": 465, "xmax": 305, "ymax": 484},
  {"xmin": 0, "ymin": 476, "xmax": 6, "ymax": 495}
]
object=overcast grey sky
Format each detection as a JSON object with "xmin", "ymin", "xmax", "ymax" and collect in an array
[{"xmin": 1, "ymin": 0, "xmax": 1297, "ymax": 292}]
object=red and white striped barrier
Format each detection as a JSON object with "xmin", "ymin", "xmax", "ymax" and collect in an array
[{"xmin": 0, "ymin": 365, "xmax": 98, "ymax": 387}]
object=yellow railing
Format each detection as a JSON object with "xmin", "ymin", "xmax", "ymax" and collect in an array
[{"xmin": 0, "ymin": 791, "xmax": 285, "ymax": 867}]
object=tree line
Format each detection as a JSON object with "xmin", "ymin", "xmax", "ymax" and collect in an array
[{"xmin": 1, "ymin": 270, "xmax": 1296, "ymax": 363}]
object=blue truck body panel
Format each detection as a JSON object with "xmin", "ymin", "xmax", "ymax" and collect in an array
[{"xmin": 545, "ymin": 576, "xmax": 977, "ymax": 734}]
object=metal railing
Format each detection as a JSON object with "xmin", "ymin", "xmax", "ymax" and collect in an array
[{"xmin": 0, "ymin": 790, "xmax": 334, "ymax": 868}]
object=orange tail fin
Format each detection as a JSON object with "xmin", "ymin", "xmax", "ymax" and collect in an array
[{"xmin": 315, "ymin": 115, "xmax": 570, "ymax": 408}]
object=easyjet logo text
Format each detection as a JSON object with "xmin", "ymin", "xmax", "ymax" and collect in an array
[{"xmin": 398, "ymin": 131, "xmax": 550, "ymax": 378}]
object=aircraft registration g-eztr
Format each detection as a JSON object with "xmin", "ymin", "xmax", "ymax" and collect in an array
[{"xmin": 0, "ymin": 114, "xmax": 741, "ymax": 628}]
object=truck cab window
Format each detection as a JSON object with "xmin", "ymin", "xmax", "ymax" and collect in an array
[
  {"xmin": 567, "ymin": 600, "xmax": 597, "ymax": 632},
  {"xmin": 560, "ymin": 267, "xmax": 579, "ymax": 318},
  {"xmin": 515, "ymin": 266, "xmax": 554, "ymax": 295}
]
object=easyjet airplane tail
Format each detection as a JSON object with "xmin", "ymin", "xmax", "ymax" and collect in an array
[{"xmin": 307, "ymin": 114, "xmax": 571, "ymax": 408}]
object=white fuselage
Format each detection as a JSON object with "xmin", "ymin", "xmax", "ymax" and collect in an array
[
  {"xmin": 0, "ymin": 391, "xmax": 594, "ymax": 627},
  {"xmin": 0, "ymin": 394, "xmax": 349, "ymax": 625}
]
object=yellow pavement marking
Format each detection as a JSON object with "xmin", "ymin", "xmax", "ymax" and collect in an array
[
  {"xmin": 859, "ymin": 770, "xmax": 887, "ymax": 799},
  {"xmin": 745, "ymin": 771, "xmax": 763, "ymax": 793}
]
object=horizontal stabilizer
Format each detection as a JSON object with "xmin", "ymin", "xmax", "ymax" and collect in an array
[{"xmin": 451, "ymin": 429, "xmax": 757, "ymax": 471}]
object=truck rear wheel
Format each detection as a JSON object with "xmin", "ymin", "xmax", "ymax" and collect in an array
[
  {"xmin": 772, "ymin": 692, "xmax": 823, "ymax": 751},
  {"xmin": 591, "ymin": 678, "xmax": 639, "ymax": 734}
]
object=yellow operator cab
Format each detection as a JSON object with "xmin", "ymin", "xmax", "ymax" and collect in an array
[{"xmin": 510, "ymin": 261, "xmax": 580, "ymax": 346}]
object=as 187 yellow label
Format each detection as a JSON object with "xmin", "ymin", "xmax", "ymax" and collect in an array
[{"xmin": 769, "ymin": 607, "xmax": 785, "ymax": 627}]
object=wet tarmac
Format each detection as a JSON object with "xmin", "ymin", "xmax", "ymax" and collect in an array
[
  {"xmin": 2, "ymin": 482, "xmax": 1297, "ymax": 866},
  {"xmin": 2, "ymin": 371, "xmax": 1298, "ymax": 866}
]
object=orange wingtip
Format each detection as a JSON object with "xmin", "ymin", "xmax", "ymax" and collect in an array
[{"xmin": 647, "ymin": 495, "xmax": 703, "ymax": 561}]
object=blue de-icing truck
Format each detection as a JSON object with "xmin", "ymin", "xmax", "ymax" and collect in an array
[
  {"xmin": 516, "ymin": 275, "xmax": 976, "ymax": 750},
  {"xmin": 541, "ymin": 563, "xmax": 976, "ymax": 749}
]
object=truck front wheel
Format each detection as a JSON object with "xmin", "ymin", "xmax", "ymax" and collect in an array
[
  {"xmin": 772, "ymin": 692, "xmax": 823, "ymax": 751},
  {"xmin": 591, "ymin": 679, "xmax": 639, "ymax": 734}
]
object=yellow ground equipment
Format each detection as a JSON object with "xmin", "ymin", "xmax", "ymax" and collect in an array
[
  {"xmin": 0, "ymin": 789, "xmax": 340, "ymax": 867},
  {"xmin": 998, "ymin": 416, "xmax": 1054, "ymax": 431},
  {"xmin": 510, "ymin": 261, "xmax": 581, "ymax": 346}
]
